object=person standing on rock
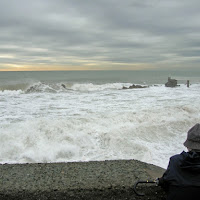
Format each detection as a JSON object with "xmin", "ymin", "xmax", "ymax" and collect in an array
[{"xmin": 158, "ymin": 123, "xmax": 200, "ymax": 200}]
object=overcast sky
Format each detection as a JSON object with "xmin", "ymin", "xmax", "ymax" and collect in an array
[{"xmin": 0, "ymin": 0, "xmax": 200, "ymax": 71}]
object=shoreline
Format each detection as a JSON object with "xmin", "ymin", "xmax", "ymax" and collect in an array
[{"xmin": 0, "ymin": 159, "xmax": 166, "ymax": 199}]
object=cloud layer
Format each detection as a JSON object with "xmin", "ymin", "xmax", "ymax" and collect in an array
[{"xmin": 0, "ymin": 0, "xmax": 200, "ymax": 70}]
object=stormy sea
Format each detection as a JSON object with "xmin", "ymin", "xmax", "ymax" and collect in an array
[{"xmin": 0, "ymin": 70, "xmax": 200, "ymax": 168}]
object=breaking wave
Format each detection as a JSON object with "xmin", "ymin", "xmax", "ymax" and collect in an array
[
  {"xmin": 0, "ymin": 82, "xmax": 149, "ymax": 93},
  {"xmin": 1, "ymin": 82, "xmax": 200, "ymax": 168},
  {"xmin": 0, "ymin": 108, "xmax": 198, "ymax": 168}
]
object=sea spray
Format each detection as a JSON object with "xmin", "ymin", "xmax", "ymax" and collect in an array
[
  {"xmin": 1, "ymin": 73, "xmax": 200, "ymax": 168},
  {"xmin": 1, "ymin": 84, "xmax": 200, "ymax": 168}
]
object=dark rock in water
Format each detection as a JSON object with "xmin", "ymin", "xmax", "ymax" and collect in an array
[
  {"xmin": 165, "ymin": 77, "xmax": 179, "ymax": 87},
  {"xmin": 129, "ymin": 84, "xmax": 148, "ymax": 89},
  {"xmin": 0, "ymin": 159, "xmax": 166, "ymax": 200},
  {"xmin": 61, "ymin": 84, "xmax": 66, "ymax": 89},
  {"xmin": 123, "ymin": 84, "xmax": 148, "ymax": 89}
]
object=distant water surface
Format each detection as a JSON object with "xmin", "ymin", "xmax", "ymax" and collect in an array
[{"xmin": 0, "ymin": 70, "xmax": 199, "ymax": 87}]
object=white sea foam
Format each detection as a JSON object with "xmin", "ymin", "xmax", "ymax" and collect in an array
[
  {"xmin": 70, "ymin": 83, "xmax": 132, "ymax": 91},
  {"xmin": 1, "ymin": 83, "xmax": 200, "ymax": 168},
  {"xmin": 0, "ymin": 81, "xmax": 146, "ymax": 93}
]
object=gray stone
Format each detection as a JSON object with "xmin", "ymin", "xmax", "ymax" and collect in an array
[
  {"xmin": 61, "ymin": 84, "xmax": 66, "ymax": 89},
  {"xmin": 165, "ymin": 77, "xmax": 178, "ymax": 87}
]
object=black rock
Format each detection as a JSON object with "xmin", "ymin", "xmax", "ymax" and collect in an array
[
  {"xmin": 122, "ymin": 84, "xmax": 148, "ymax": 89},
  {"xmin": 165, "ymin": 77, "xmax": 178, "ymax": 87}
]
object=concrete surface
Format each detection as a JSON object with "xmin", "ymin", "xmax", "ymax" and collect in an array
[{"xmin": 0, "ymin": 159, "xmax": 166, "ymax": 199}]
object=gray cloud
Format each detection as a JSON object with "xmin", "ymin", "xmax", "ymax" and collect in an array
[{"xmin": 0, "ymin": 0, "xmax": 200, "ymax": 70}]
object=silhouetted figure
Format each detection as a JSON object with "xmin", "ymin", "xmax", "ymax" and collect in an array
[{"xmin": 159, "ymin": 123, "xmax": 200, "ymax": 200}]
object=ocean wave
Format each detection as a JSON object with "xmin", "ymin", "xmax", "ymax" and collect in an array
[
  {"xmin": 1, "ymin": 83, "xmax": 200, "ymax": 167},
  {"xmin": 70, "ymin": 83, "xmax": 133, "ymax": 91},
  {"xmin": 25, "ymin": 82, "xmax": 60, "ymax": 93},
  {"xmin": 25, "ymin": 82, "xmax": 149, "ymax": 93},
  {"xmin": 0, "ymin": 83, "xmax": 30, "ymax": 92},
  {"xmin": 1, "ymin": 81, "xmax": 199, "ymax": 94},
  {"xmin": 0, "ymin": 81, "xmax": 150, "ymax": 93},
  {"xmin": 0, "ymin": 109, "xmax": 196, "ymax": 167}
]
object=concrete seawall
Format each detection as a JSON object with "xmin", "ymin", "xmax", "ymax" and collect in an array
[{"xmin": 0, "ymin": 159, "xmax": 166, "ymax": 199}]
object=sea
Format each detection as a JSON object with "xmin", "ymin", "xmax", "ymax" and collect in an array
[{"xmin": 0, "ymin": 70, "xmax": 200, "ymax": 169}]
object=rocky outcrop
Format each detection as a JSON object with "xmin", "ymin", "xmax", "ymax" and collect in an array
[
  {"xmin": 0, "ymin": 159, "xmax": 166, "ymax": 200},
  {"xmin": 165, "ymin": 77, "xmax": 179, "ymax": 87},
  {"xmin": 122, "ymin": 84, "xmax": 148, "ymax": 89}
]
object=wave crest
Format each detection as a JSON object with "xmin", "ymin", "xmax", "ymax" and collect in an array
[
  {"xmin": 24, "ymin": 82, "xmax": 138, "ymax": 93},
  {"xmin": 0, "ymin": 81, "xmax": 149, "ymax": 94}
]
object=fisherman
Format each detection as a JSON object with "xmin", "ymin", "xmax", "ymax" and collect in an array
[{"xmin": 158, "ymin": 123, "xmax": 200, "ymax": 200}]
